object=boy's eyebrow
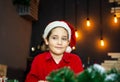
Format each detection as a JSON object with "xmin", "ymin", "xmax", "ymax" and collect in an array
[{"xmin": 50, "ymin": 35, "xmax": 58, "ymax": 37}]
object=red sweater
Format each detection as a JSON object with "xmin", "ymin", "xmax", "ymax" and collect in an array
[{"xmin": 25, "ymin": 52, "xmax": 83, "ymax": 82}]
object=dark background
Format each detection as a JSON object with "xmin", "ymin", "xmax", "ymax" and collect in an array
[{"xmin": 30, "ymin": 0, "xmax": 120, "ymax": 68}]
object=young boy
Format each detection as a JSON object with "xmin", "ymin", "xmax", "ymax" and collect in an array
[{"xmin": 25, "ymin": 21, "xmax": 83, "ymax": 82}]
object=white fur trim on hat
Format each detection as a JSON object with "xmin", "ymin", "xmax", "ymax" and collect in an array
[
  {"xmin": 43, "ymin": 21, "xmax": 71, "ymax": 41},
  {"xmin": 65, "ymin": 46, "xmax": 72, "ymax": 53}
]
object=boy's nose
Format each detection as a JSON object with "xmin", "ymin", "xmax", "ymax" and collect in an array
[{"xmin": 58, "ymin": 39, "xmax": 62, "ymax": 44}]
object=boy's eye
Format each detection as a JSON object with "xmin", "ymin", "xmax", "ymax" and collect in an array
[
  {"xmin": 51, "ymin": 36, "xmax": 57, "ymax": 39},
  {"xmin": 62, "ymin": 37, "xmax": 68, "ymax": 40},
  {"xmin": 50, "ymin": 36, "xmax": 68, "ymax": 41}
]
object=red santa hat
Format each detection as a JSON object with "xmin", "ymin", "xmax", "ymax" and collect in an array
[
  {"xmin": 43, "ymin": 20, "xmax": 76, "ymax": 53},
  {"xmin": 64, "ymin": 21, "xmax": 76, "ymax": 50}
]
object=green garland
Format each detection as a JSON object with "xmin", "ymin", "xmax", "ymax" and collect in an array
[
  {"xmin": 46, "ymin": 64, "xmax": 120, "ymax": 82},
  {"xmin": 46, "ymin": 67, "xmax": 76, "ymax": 82}
]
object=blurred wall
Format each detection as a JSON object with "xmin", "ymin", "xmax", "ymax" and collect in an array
[{"xmin": 0, "ymin": 0, "xmax": 32, "ymax": 70}]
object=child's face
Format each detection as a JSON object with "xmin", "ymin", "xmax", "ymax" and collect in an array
[{"xmin": 45, "ymin": 27, "xmax": 70, "ymax": 55}]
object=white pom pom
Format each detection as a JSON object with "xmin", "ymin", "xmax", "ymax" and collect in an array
[{"xmin": 65, "ymin": 46, "xmax": 72, "ymax": 53}]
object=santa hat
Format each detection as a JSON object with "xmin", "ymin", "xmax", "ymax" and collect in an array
[
  {"xmin": 43, "ymin": 20, "xmax": 76, "ymax": 53},
  {"xmin": 64, "ymin": 21, "xmax": 76, "ymax": 50}
]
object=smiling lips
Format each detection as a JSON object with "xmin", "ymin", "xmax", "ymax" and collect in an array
[{"xmin": 55, "ymin": 46, "xmax": 63, "ymax": 49}]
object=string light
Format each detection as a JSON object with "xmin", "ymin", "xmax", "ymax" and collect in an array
[
  {"xmin": 100, "ymin": 39, "xmax": 104, "ymax": 47},
  {"xmin": 99, "ymin": 0, "xmax": 105, "ymax": 47},
  {"xmin": 86, "ymin": 0, "xmax": 90, "ymax": 27},
  {"xmin": 114, "ymin": 14, "xmax": 118, "ymax": 23},
  {"xmin": 31, "ymin": 47, "xmax": 35, "ymax": 52},
  {"xmin": 75, "ymin": 0, "xmax": 79, "ymax": 39},
  {"xmin": 75, "ymin": 30, "xmax": 79, "ymax": 38},
  {"xmin": 72, "ymin": 46, "xmax": 76, "ymax": 50},
  {"xmin": 86, "ymin": 18, "xmax": 90, "ymax": 27},
  {"xmin": 113, "ymin": 0, "xmax": 118, "ymax": 23}
]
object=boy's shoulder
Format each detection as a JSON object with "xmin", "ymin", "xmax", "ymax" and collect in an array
[
  {"xmin": 65, "ymin": 52, "xmax": 80, "ymax": 58},
  {"xmin": 34, "ymin": 52, "xmax": 49, "ymax": 59}
]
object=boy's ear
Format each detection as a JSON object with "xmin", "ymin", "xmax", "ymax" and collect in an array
[
  {"xmin": 44, "ymin": 38, "xmax": 48, "ymax": 45},
  {"xmin": 67, "ymin": 40, "xmax": 70, "ymax": 46}
]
